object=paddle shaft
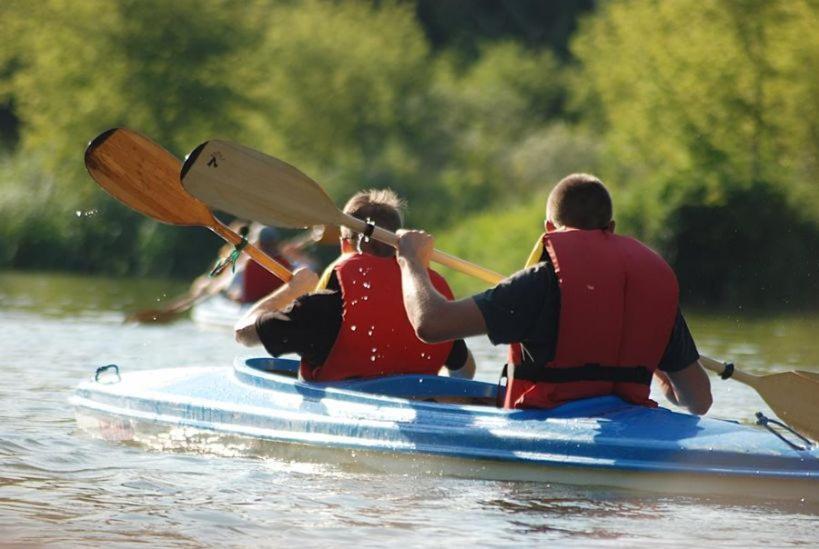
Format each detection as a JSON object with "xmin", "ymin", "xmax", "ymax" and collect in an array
[
  {"xmin": 699, "ymin": 356, "xmax": 759, "ymax": 386},
  {"xmin": 210, "ymin": 220, "xmax": 292, "ymax": 281},
  {"xmin": 342, "ymin": 213, "xmax": 504, "ymax": 285}
]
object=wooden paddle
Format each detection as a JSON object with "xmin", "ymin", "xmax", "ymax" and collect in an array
[
  {"xmin": 85, "ymin": 129, "xmax": 293, "ymax": 323},
  {"xmin": 699, "ymin": 357, "xmax": 818, "ymax": 441},
  {"xmin": 179, "ymin": 140, "xmax": 504, "ymax": 285}
]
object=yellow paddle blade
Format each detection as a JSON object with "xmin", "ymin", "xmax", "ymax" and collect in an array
[
  {"xmin": 700, "ymin": 356, "xmax": 818, "ymax": 441},
  {"xmin": 751, "ymin": 371, "xmax": 819, "ymax": 442},
  {"xmin": 181, "ymin": 140, "xmax": 344, "ymax": 229}
]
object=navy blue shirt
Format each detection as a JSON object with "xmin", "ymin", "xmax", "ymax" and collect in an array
[{"xmin": 472, "ymin": 259, "xmax": 699, "ymax": 372}]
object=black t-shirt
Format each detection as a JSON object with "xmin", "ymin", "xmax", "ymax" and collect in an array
[
  {"xmin": 472, "ymin": 259, "xmax": 699, "ymax": 373},
  {"xmin": 255, "ymin": 274, "xmax": 469, "ymax": 371}
]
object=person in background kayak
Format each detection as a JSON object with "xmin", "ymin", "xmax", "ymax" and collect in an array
[
  {"xmin": 395, "ymin": 174, "xmax": 712, "ymax": 414},
  {"xmin": 226, "ymin": 225, "xmax": 293, "ymax": 304},
  {"xmin": 234, "ymin": 189, "xmax": 476, "ymax": 381}
]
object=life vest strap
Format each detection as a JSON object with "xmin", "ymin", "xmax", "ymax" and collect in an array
[{"xmin": 513, "ymin": 362, "xmax": 653, "ymax": 385}]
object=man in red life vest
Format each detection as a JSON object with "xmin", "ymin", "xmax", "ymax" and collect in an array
[
  {"xmin": 234, "ymin": 189, "xmax": 475, "ymax": 381},
  {"xmin": 395, "ymin": 174, "xmax": 712, "ymax": 414}
]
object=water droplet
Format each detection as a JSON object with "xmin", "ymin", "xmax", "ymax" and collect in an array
[
  {"xmin": 75, "ymin": 210, "xmax": 82, "ymax": 217},
  {"xmin": 370, "ymin": 355, "xmax": 376, "ymax": 362},
  {"xmin": 362, "ymin": 296, "xmax": 368, "ymax": 301},
  {"xmin": 362, "ymin": 281, "xmax": 371, "ymax": 289},
  {"xmin": 351, "ymin": 325, "xmax": 357, "ymax": 331},
  {"xmin": 371, "ymin": 347, "xmax": 377, "ymax": 352}
]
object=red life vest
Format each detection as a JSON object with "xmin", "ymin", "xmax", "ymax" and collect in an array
[
  {"xmin": 240, "ymin": 256, "xmax": 291, "ymax": 303},
  {"xmin": 505, "ymin": 229, "xmax": 678, "ymax": 409},
  {"xmin": 300, "ymin": 253, "xmax": 455, "ymax": 381}
]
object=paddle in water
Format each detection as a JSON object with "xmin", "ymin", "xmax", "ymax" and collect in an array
[
  {"xmin": 699, "ymin": 357, "xmax": 819, "ymax": 442},
  {"xmin": 85, "ymin": 129, "xmax": 292, "ymax": 322},
  {"xmin": 179, "ymin": 140, "xmax": 504, "ymax": 285}
]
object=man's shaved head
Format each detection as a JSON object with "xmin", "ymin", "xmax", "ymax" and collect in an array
[{"xmin": 546, "ymin": 174, "xmax": 613, "ymax": 230}]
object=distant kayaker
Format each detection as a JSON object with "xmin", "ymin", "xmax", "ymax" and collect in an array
[
  {"xmin": 395, "ymin": 174, "xmax": 713, "ymax": 414},
  {"xmin": 225, "ymin": 225, "xmax": 293, "ymax": 304},
  {"xmin": 233, "ymin": 189, "xmax": 476, "ymax": 381}
]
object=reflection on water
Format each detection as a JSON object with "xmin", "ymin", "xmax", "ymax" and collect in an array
[{"xmin": 1, "ymin": 271, "xmax": 818, "ymax": 546}]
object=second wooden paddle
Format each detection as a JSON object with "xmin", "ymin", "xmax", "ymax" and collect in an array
[{"xmin": 85, "ymin": 128, "xmax": 292, "ymax": 283}]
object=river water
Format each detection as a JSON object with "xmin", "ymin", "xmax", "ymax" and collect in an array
[{"xmin": 1, "ymin": 271, "xmax": 817, "ymax": 547}]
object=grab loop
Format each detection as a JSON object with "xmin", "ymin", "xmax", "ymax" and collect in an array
[
  {"xmin": 755, "ymin": 412, "xmax": 812, "ymax": 451},
  {"xmin": 210, "ymin": 225, "xmax": 249, "ymax": 277},
  {"xmin": 95, "ymin": 364, "xmax": 121, "ymax": 384}
]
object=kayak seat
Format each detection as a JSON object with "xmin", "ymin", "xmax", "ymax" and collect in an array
[
  {"xmin": 243, "ymin": 356, "xmax": 498, "ymax": 401},
  {"xmin": 326, "ymin": 374, "xmax": 498, "ymax": 402}
]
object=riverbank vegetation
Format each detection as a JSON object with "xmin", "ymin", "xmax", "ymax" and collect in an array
[{"xmin": 1, "ymin": 0, "xmax": 817, "ymax": 308}]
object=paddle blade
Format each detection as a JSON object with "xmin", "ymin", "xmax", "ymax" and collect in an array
[
  {"xmin": 85, "ymin": 128, "xmax": 214, "ymax": 227},
  {"xmin": 181, "ymin": 140, "xmax": 343, "ymax": 229},
  {"xmin": 797, "ymin": 370, "xmax": 819, "ymax": 383},
  {"xmin": 754, "ymin": 371, "xmax": 819, "ymax": 442}
]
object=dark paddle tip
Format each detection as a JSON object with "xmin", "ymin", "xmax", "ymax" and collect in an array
[
  {"xmin": 86, "ymin": 128, "xmax": 118, "ymax": 158},
  {"xmin": 181, "ymin": 141, "xmax": 209, "ymax": 180}
]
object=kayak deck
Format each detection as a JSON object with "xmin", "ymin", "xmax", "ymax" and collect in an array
[{"xmin": 72, "ymin": 357, "xmax": 819, "ymax": 500}]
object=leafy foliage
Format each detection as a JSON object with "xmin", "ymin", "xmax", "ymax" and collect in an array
[
  {"xmin": 568, "ymin": 0, "xmax": 819, "ymax": 307},
  {"xmin": 0, "ymin": 0, "xmax": 816, "ymax": 307}
]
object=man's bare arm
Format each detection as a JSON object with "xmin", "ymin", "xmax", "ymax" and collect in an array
[
  {"xmin": 396, "ymin": 230, "xmax": 488, "ymax": 343},
  {"xmin": 234, "ymin": 267, "xmax": 318, "ymax": 346},
  {"xmin": 653, "ymin": 360, "xmax": 713, "ymax": 415}
]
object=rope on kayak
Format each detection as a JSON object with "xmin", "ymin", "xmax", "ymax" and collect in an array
[
  {"xmin": 755, "ymin": 412, "xmax": 812, "ymax": 451},
  {"xmin": 210, "ymin": 225, "xmax": 249, "ymax": 277}
]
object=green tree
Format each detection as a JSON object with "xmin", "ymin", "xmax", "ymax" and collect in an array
[{"xmin": 572, "ymin": 0, "xmax": 819, "ymax": 306}]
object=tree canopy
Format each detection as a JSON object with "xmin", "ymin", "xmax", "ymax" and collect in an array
[{"xmin": 0, "ymin": 0, "xmax": 817, "ymax": 307}]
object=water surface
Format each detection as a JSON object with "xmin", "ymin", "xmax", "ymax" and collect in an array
[{"xmin": 1, "ymin": 271, "xmax": 817, "ymax": 546}]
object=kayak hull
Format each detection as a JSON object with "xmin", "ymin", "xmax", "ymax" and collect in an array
[{"xmin": 72, "ymin": 357, "xmax": 819, "ymax": 500}]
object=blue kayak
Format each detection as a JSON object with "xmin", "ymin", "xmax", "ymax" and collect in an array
[{"xmin": 72, "ymin": 357, "xmax": 819, "ymax": 500}]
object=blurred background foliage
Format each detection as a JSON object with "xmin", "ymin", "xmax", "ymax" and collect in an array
[{"xmin": 0, "ymin": 0, "xmax": 817, "ymax": 307}]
